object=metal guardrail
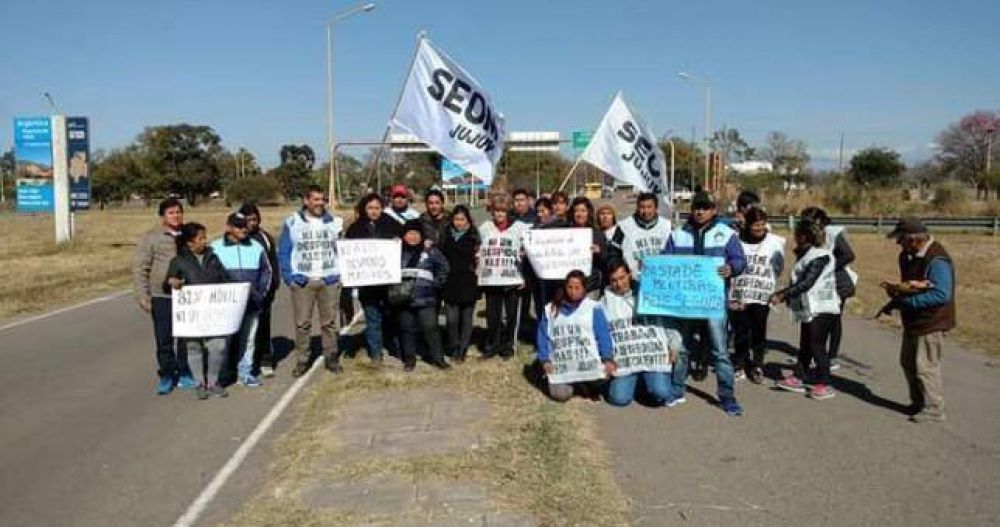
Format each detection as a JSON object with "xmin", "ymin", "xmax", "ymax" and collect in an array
[{"xmin": 675, "ymin": 213, "xmax": 1000, "ymax": 235}]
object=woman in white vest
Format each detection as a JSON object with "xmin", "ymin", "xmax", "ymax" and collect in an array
[
  {"xmin": 602, "ymin": 261, "xmax": 680, "ymax": 406},
  {"xmin": 770, "ymin": 218, "xmax": 840, "ymax": 400},
  {"xmin": 801, "ymin": 207, "xmax": 857, "ymax": 371},
  {"xmin": 729, "ymin": 207, "xmax": 785, "ymax": 384},
  {"xmin": 607, "ymin": 192, "xmax": 672, "ymax": 279},
  {"xmin": 477, "ymin": 193, "xmax": 530, "ymax": 359},
  {"xmin": 537, "ymin": 270, "xmax": 615, "ymax": 402}
]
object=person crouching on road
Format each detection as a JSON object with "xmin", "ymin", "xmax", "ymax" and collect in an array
[
  {"xmin": 211, "ymin": 212, "xmax": 273, "ymax": 388},
  {"xmin": 166, "ymin": 222, "xmax": 230, "ymax": 400},
  {"xmin": 770, "ymin": 218, "xmax": 840, "ymax": 400},
  {"xmin": 729, "ymin": 206, "xmax": 785, "ymax": 384},
  {"xmin": 392, "ymin": 220, "xmax": 451, "ymax": 371},
  {"xmin": 602, "ymin": 262, "xmax": 680, "ymax": 407},
  {"xmin": 537, "ymin": 270, "xmax": 615, "ymax": 402}
]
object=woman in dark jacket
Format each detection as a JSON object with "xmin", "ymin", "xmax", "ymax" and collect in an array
[
  {"xmin": 394, "ymin": 220, "xmax": 451, "ymax": 370},
  {"xmin": 165, "ymin": 222, "xmax": 230, "ymax": 399},
  {"xmin": 440, "ymin": 205, "xmax": 481, "ymax": 362},
  {"xmin": 569, "ymin": 197, "xmax": 607, "ymax": 297},
  {"xmin": 345, "ymin": 193, "xmax": 403, "ymax": 363}
]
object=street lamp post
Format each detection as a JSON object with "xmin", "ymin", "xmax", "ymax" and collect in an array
[
  {"xmin": 677, "ymin": 72, "xmax": 712, "ymax": 190},
  {"xmin": 987, "ymin": 127, "xmax": 995, "ymax": 181},
  {"xmin": 326, "ymin": 2, "xmax": 376, "ymax": 208}
]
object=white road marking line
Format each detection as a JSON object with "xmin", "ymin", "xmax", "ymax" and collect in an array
[
  {"xmin": 0, "ymin": 290, "xmax": 130, "ymax": 333},
  {"xmin": 172, "ymin": 358, "xmax": 322, "ymax": 527}
]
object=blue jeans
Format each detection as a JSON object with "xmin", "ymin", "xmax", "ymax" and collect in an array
[
  {"xmin": 234, "ymin": 313, "xmax": 259, "ymax": 380},
  {"xmin": 362, "ymin": 301, "xmax": 385, "ymax": 361},
  {"xmin": 670, "ymin": 317, "xmax": 736, "ymax": 402},
  {"xmin": 607, "ymin": 371, "xmax": 672, "ymax": 406}
]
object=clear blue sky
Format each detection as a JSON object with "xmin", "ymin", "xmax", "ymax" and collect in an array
[{"xmin": 2, "ymin": 0, "xmax": 998, "ymax": 169}]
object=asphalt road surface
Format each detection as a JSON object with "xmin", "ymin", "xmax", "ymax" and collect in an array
[
  {"xmin": 596, "ymin": 312, "xmax": 1000, "ymax": 527},
  {"xmin": 0, "ymin": 290, "xmax": 306, "ymax": 527}
]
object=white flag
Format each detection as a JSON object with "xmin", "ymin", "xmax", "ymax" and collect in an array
[
  {"xmin": 580, "ymin": 92, "xmax": 667, "ymax": 196},
  {"xmin": 390, "ymin": 37, "xmax": 506, "ymax": 186}
]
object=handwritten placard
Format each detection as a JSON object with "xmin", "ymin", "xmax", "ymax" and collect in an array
[
  {"xmin": 172, "ymin": 283, "xmax": 251, "ymax": 337},
  {"xmin": 337, "ymin": 239, "xmax": 402, "ymax": 287},
  {"xmin": 609, "ymin": 316, "xmax": 674, "ymax": 376},
  {"xmin": 524, "ymin": 228, "xmax": 592, "ymax": 280},
  {"xmin": 547, "ymin": 323, "xmax": 605, "ymax": 384},
  {"xmin": 478, "ymin": 233, "xmax": 523, "ymax": 286},
  {"xmin": 637, "ymin": 255, "xmax": 726, "ymax": 320}
]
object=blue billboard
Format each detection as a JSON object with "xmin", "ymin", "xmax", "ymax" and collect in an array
[
  {"xmin": 14, "ymin": 117, "xmax": 54, "ymax": 213},
  {"xmin": 67, "ymin": 117, "xmax": 90, "ymax": 210}
]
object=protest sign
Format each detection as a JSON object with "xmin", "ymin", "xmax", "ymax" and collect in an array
[
  {"xmin": 730, "ymin": 236, "xmax": 784, "ymax": 306},
  {"xmin": 524, "ymin": 228, "xmax": 592, "ymax": 280},
  {"xmin": 547, "ymin": 316, "xmax": 606, "ymax": 384},
  {"xmin": 580, "ymin": 92, "xmax": 667, "ymax": 197},
  {"xmin": 291, "ymin": 223, "xmax": 339, "ymax": 278},
  {"xmin": 337, "ymin": 239, "xmax": 402, "ymax": 287},
  {"xmin": 604, "ymin": 292, "xmax": 674, "ymax": 376},
  {"xmin": 477, "ymin": 222, "xmax": 526, "ymax": 286},
  {"xmin": 172, "ymin": 283, "xmax": 251, "ymax": 337},
  {"xmin": 391, "ymin": 37, "xmax": 506, "ymax": 186},
  {"xmin": 637, "ymin": 255, "xmax": 726, "ymax": 320}
]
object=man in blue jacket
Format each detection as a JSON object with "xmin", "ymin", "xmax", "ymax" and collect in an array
[
  {"xmin": 278, "ymin": 186, "xmax": 346, "ymax": 377},
  {"xmin": 211, "ymin": 212, "xmax": 273, "ymax": 387},
  {"xmin": 661, "ymin": 191, "xmax": 747, "ymax": 416}
]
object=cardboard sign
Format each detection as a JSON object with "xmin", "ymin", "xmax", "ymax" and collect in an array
[
  {"xmin": 337, "ymin": 239, "xmax": 402, "ymax": 287},
  {"xmin": 524, "ymin": 228, "xmax": 593, "ymax": 280},
  {"xmin": 638, "ymin": 255, "xmax": 726, "ymax": 320},
  {"xmin": 172, "ymin": 283, "xmax": 251, "ymax": 337}
]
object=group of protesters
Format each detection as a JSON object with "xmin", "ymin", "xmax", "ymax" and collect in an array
[{"xmin": 133, "ymin": 182, "xmax": 954, "ymax": 423}]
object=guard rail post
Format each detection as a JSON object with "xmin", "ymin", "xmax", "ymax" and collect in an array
[{"xmin": 993, "ymin": 217, "xmax": 999, "ymax": 237}]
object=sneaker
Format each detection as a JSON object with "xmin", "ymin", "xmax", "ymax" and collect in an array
[
  {"xmin": 665, "ymin": 395, "xmax": 688, "ymax": 408},
  {"xmin": 748, "ymin": 367, "xmax": 764, "ymax": 385},
  {"xmin": 240, "ymin": 375, "xmax": 261, "ymax": 388},
  {"xmin": 809, "ymin": 383, "xmax": 836, "ymax": 400},
  {"xmin": 776, "ymin": 376, "xmax": 807, "ymax": 393},
  {"xmin": 260, "ymin": 366, "xmax": 276, "ymax": 378},
  {"xmin": 829, "ymin": 360, "xmax": 842, "ymax": 372},
  {"xmin": 208, "ymin": 385, "xmax": 229, "ymax": 398},
  {"xmin": 291, "ymin": 362, "xmax": 310, "ymax": 378},
  {"xmin": 431, "ymin": 358, "xmax": 452, "ymax": 370},
  {"xmin": 156, "ymin": 376, "xmax": 174, "ymax": 395},
  {"xmin": 734, "ymin": 370, "xmax": 747, "ymax": 382},
  {"xmin": 176, "ymin": 374, "xmax": 197, "ymax": 390},
  {"xmin": 721, "ymin": 399, "xmax": 744, "ymax": 417},
  {"xmin": 909, "ymin": 411, "xmax": 946, "ymax": 423},
  {"xmin": 196, "ymin": 385, "xmax": 210, "ymax": 400}
]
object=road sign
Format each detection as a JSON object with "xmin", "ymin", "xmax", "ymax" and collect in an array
[{"xmin": 572, "ymin": 130, "xmax": 594, "ymax": 151}]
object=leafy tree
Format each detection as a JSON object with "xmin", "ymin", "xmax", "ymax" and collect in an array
[
  {"xmin": 136, "ymin": 124, "xmax": 224, "ymax": 205},
  {"xmin": 91, "ymin": 147, "xmax": 145, "ymax": 207},
  {"xmin": 271, "ymin": 144, "xmax": 318, "ymax": 200},
  {"xmin": 759, "ymin": 131, "xmax": 810, "ymax": 176},
  {"xmin": 710, "ymin": 128, "xmax": 754, "ymax": 165},
  {"xmin": 849, "ymin": 147, "xmax": 905, "ymax": 187},
  {"xmin": 279, "ymin": 144, "xmax": 315, "ymax": 170},
  {"xmin": 219, "ymin": 147, "xmax": 262, "ymax": 184},
  {"xmin": 1, "ymin": 147, "xmax": 14, "ymax": 205},
  {"xmin": 934, "ymin": 111, "xmax": 1000, "ymax": 198},
  {"xmin": 224, "ymin": 175, "xmax": 282, "ymax": 206},
  {"xmin": 660, "ymin": 137, "xmax": 705, "ymax": 190},
  {"xmin": 500, "ymin": 150, "xmax": 573, "ymax": 194}
]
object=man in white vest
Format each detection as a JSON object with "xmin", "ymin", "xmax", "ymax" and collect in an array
[
  {"xmin": 607, "ymin": 192, "xmax": 673, "ymax": 279},
  {"xmin": 277, "ymin": 185, "xmax": 346, "ymax": 377}
]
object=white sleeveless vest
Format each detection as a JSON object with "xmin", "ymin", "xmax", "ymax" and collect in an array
[
  {"xmin": 824, "ymin": 225, "xmax": 859, "ymax": 286},
  {"xmin": 616, "ymin": 215, "xmax": 672, "ymax": 277},
  {"xmin": 730, "ymin": 233, "xmax": 785, "ymax": 306},
  {"xmin": 545, "ymin": 298, "xmax": 605, "ymax": 384},
  {"xmin": 602, "ymin": 289, "xmax": 675, "ymax": 376},
  {"xmin": 477, "ymin": 220, "xmax": 528, "ymax": 286},
  {"xmin": 791, "ymin": 246, "xmax": 840, "ymax": 322}
]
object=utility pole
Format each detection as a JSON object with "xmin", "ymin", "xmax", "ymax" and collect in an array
[{"xmin": 838, "ymin": 132, "xmax": 845, "ymax": 174}]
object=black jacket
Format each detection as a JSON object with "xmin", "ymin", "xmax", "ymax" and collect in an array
[
  {"xmin": 418, "ymin": 211, "xmax": 450, "ymax": 247},
  {"xmin": 346, "ymin": 214, "xmax": 403, "ymax": 302},
  {"xmin": 250, "ymin": 229, "xmax": 279, "ymax": 302},
  {"xmin": 166, "ymin": 247, "xmax": 228, "ymax": 287},
  {"xmin": 440, "ymin": 226, "xmax": 481, "ymax": 305}
]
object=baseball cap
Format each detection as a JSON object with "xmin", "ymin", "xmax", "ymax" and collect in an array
[
  {"xmin": 886, "ymin": 217, "xmax": 927, "ymax": 238},
  {"xmin": 391, "ymin": 184, "xmax": 409, "ymax": 198},
  {"xmin": 226, "ymin": 212, "xmax": 248, "ymax": 229}
]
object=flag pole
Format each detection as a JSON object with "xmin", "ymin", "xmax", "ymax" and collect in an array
[
  {"xmin": 555, "ymin": 157, "xmax": 584, "ymax": 193},
  {"xmin": 366, "ymin": 30, "xmax": 428, "ymax": 194}
]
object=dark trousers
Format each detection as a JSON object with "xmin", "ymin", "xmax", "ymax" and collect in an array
[
  {"xmin": 253, "ymin": 302, "xmax": 275, "ymax": 372},
  {"xmin": 446, "ymin": 302, "xmax": 476, "ymax": 356},
  {"xmin": 151, "ymin": 297, "xmax": 188, "ymax": 378},
  {"xmin": 484, "ymin": 287, "xmax": 519, "ymax": 357},
  {"xmin": 532, "ymin": 280, "xmax": 559, "ymax": 324},
  {"xmin": 731, "ymin": 304, "xmax": 770, "ymax": 371},
  {"xmin": 799, "ymin": 314, "xmax": 836, "ymax": 385},
  {"xmin": 828, "ymin": 300, "xmax": 846, "ymax": 360},
  {"xmin": 398, "ymin": 306, "xmax": 444, "ymax": 367}
]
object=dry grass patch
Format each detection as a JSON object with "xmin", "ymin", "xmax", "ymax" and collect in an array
[
  {"xmin": 0, "ymin": 206, "xmax": 296, "ymax": 320},
  {"xmin": 219, "ymin": 348, "xmax": 630, "ymax": 527}
]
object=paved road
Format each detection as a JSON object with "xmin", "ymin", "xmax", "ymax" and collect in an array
[
  {"xmin": 595, "ymin": 313, "xmax": 1000, "ymax": 527},
  {"xmin": 0, "ymin": 290, "xmax": 305, "ymax": 527}
]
